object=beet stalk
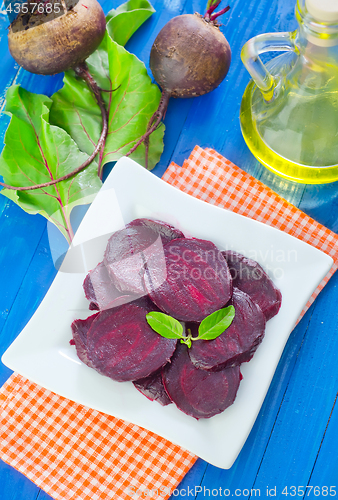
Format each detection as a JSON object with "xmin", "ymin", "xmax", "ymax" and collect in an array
[{"xmin": 125, "ymin": 0, "xmax": 231, "ymax": 168}]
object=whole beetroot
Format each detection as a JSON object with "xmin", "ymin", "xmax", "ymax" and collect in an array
[
  {"xmin": 8, "ymin": 0, "xmax": 106, "ymax": 76},
  {"xmin": 150, "ymin": 12, "xmax": 231, "ymax": 100},
  {"xmin": 126, "ymin": 0, "xmax": 231, "ymax": 167},
  {"xmin": 2, "ymin": 0, "xmax": 108, "ymax": 193}
]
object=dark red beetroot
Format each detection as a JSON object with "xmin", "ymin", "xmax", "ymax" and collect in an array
[
  {"xmin": 162, "ymin": 344, "xmax": 241, "ymax": 419},
  {"xmin": 85, "ymin": 299, "xmax": 177, "ymax": 382},
  {"xmin": 104, "ymin": 219, "xmax": 184, "ymax": 296},
  {"xmin": 133, "ymin": 369, "xmax": 172, "ymax": 406},
  {"xmin": 150, "ymin": 14, "xmax": 231, "ymax": 100},
  {"xmin": 71, "ymin": 313, "xmax": 99, "ymax": 369},
  {"xmin": 144, "ymin": 238, "xmax": 232, "ymax": 322},
  {"xmin": 222, "ymin": 250, "xmax": 282, "ymax": 321},
  {"xmin": 83, "ymin": 261, "xmax": 138, "ymax": 311},
  {"xmin": 189, "ymin": 288, "xmax": 266, "ymax": 371},
  {"xmin": 124, "ymin": 3, "xmax": 231, "ymax": 168}
]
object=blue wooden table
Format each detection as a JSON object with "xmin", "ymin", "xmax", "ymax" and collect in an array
[{"xmin": 0, "ymin": 0, "xmax": 337, "ymax": 498}]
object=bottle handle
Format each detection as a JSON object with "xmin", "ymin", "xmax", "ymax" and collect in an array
[{"xmin": 241, "ymin": 32, "xmax": 297, "ymax": 101}]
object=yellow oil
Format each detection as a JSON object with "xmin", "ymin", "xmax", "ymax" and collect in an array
[{"xmin": 240, "ymin": 79, "xmax": 338, "ymax": 184}]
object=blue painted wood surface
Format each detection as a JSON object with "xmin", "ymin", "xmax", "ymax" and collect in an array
[{"xmin": 0, "ymin": 0, "xmax": 337, "ymax": 499}]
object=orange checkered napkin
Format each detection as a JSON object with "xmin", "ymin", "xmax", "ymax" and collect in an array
[{"xmin": 1, "ymin": 146, "xmax": 338, "ymax": 500}]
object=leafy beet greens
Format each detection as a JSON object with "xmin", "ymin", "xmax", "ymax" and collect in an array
[
  {"xmin": 146, "ymin": 306, "xmax": 235, "ymax": 348},
  {"xmin": 0, "ymin": 0, "xmax": 163, "ymax": 244},
  {"xmin": 51, "ymin": 31, "xmax": 164, "ymax": 180}
]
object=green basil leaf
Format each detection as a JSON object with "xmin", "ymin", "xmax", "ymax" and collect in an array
[
  {"xmin": 106, "ymin": 0, "xmax": 155, "ymax": 47},
  {"xmin": 50, "ymin": 31, "xmax": 164, "ymax": 171},
  {"xmin": 198, "ymin": 305, "xmax": 235, "ymax": 341},
  {"xmin": 0, "ymin": 85, "xmax": 101, "ymax": 243},
  {"xmin": 146, "ymin": 312, "xmax": 184, "ymax": 339}
]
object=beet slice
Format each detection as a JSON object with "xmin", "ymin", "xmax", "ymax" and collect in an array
[
  {"xmin": 222, "ymin": 250, "xmax": 282, "ymax": 321},
  {"xmin": 86, "ymin": 299, "xmax": 177, "ymax": 382},
  {"xmin": 83, "ymin": 261, "xmax": 138, "ymax": 311},
  {"xmin": 71, "ymin": 313, "xmax": 99, "ymax": 369},
  {"xmin": 128, "ymin": 218, "xmax": 184, "ymax": 244},
  {"xmin": 103, "ymin": 219, "xmax": 183, "ymax": 296},
  {"xmin": 133, "ymin": 369, "xmax": 172, "ymax": 406},
  {"xmin": 144, "ymin": 238, "xmax": 232, "ymax": 322},
  {"xmin": 162, "ymin": 344, "xmax": 241, "ymax": 419},
  {"xmin": 189, "ymin": 288, "xmax": 266, "ymax": 371}
]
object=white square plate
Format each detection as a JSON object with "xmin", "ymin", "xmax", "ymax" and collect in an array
[{"xmin": 2, "ymin": 157, "xmax": 333, "ymax": 469}]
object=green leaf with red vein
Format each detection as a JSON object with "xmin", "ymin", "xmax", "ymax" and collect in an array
[
  {"xmin": 0, "ymin": 85, "xmax": 101, "ymax": 243},
  {"xmin": 106, "ymin": 0, "xmax": 155, "ymax": 47},
  {"xmin": 50, "ymin": 31, "xmax": 164, "ymax": 172}
]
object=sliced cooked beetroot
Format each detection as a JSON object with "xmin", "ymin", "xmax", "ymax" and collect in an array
[
  {"xmin": 86, "ymin": 299, "xmax": 177, "ymax": 382},
  {"xmin": 162, "ymin": 344, "xmax": 241, "ymax": 419},
  {"xmin": 222, "ymin": 250, "xmax": 282, "ymax": 321},
  {"xmin": 71, "ymin": 313, "xmax": 99, "ymax": 369},
  {"xmin": 83, "ymin": 261, "xmax": 138, "ymax": 311},
  {"xmin": 103, "ymin": 219, "xmax": 183, "ymax": 296},
  {"xmin": 144, "ymin": 238, "xmax": 232, "ymax": 322},
  {"xmin": 104, "ymin": 225, "xmax": 158, "ymax": 295},
  {"xmin": 189, "ymin": 288, "xmax": 266, "ymax": 371},
  {"xmin": 128, "ymin": 218, "xmax": 184, "ymax": 244},
  {"xmin": 133, "ymin": 369, "xmax": 172, "ymax": 406}
]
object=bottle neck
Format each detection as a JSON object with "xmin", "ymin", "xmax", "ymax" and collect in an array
[{"xmin": 296, "ymin": 0, "xmax": 338, "ymax": 47}]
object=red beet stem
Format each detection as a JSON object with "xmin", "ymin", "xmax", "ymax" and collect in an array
[
  {"xmin": 210, "ymin": 5, "xmax": 230, "ymax": 21},
  {"xmin": 0, "ymin": 62, "xmax": 108, "ymax": 192},
  {"xmin": 74, "ymin": 63, "xmax": 108, "ymax": 179},
  {"xmin": 125, "ymin": 90, "xmax": 170, "ymax": 170},
  {"xmin": 204, "ymin": 0, "xmax": 221, "ymax": 19}
]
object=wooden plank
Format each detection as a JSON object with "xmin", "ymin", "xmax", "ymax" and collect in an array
[
  {"xmin": 307, "ymin": 395, "xmax": 338, "ymax": 488},
  {"xmin": 0, "ymin": 227, "xmax": 57, "ymax": 386},
  {"xmin": 0, "ymin": 16, "xmax": 18, "ymax": 111},
  {"xmin": 0, "ymin": 459, "xmax": 40, "ymax": 500},
  {"xmin": 171, "ymin": 459, "xmax": 208, "ymax": 498},
  {"xmin": 0, "ymin": 204, "xmax": 47, "ymax": 336},
  {"xmin": 298, "ymin": 182, "xmax": 338, "ymax": 233},
  {"xmin": 251, "ymin": 271, "xmax": 338, "ymax": 491},
  {"xmin": 37, "ymin": 491, "xmax": 54, "ymax": 500}
]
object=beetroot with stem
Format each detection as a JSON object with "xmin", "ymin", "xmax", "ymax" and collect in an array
[
  {"xmin": 2, "ymin": 0, "xmax": 108, "ymax": 193},
  {"xmin": 125, "ymin": 0, "xmax": 231, "ymax": 168}
]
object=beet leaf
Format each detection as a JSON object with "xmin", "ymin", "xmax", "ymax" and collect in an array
[
  {"xmin": 50, "ymin": 25, "xmax": 164, "ymax": 175},
  {"xmin": 198, "ymin": 305, "xmax": 235, "ymax": 340},
  {"xmin": 146, "ymin": 311, "xmax": 184, "ymax": 340},
  {"xmin": 106, "ymin": 0, "xmax": 155, "ymax": 47},
  {"xmin": 0, "ymin": 86, "xmax": 101, "ymax": 243}
]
